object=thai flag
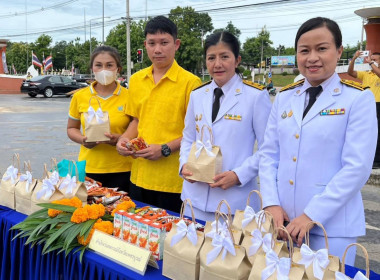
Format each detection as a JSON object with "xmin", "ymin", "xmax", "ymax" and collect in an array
[
  {"xmin": 45, "ymin": 55, "xmax": 53, "ymax": 70},
  {"xmin": 32, "ymin": 53, "xmax": 42, "ymax": 68}
]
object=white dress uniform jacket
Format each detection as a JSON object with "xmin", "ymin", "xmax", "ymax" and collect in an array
[
  {"xmin": 259, "ymin": 73, "xmax": 377, "ymax": 237},
  {"xmin": 180, "ymin": 74, "xmax": 272, "ymax": 214}
]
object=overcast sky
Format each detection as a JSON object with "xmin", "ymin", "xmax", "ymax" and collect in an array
[{"xmin": 0, "ymin": 0, "xmax": 378, "ymax": 49}]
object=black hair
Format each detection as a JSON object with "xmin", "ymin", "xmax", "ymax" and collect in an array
[
  {"xmin": 204, "ymin": 31, "xmax": 240, "ymax": 59},
  {"xmin": 295, "ymin": 17, "xmax": 342, "ymax": 51},
  {"xmin": 373, "ymin": 52, "xmax": 380, "ymax": 56},
  {"xmin": 144, "ymin": 16, "xmax": 177, "ymax": 40},
  {"xmin": 90, "ymin": 45, "xmax": 122, "ymax": 72}
]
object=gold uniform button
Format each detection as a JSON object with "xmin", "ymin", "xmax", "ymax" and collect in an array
[
  {"xmin": 293, "ymin": 157, "xmax": 297, "ymax": 162},
  {"xmin": 289, "ymin": 180, "xmax": 294, "ymax": 185},
  {"xmin": 295, "ymin": 134, "xmax": 300, "ymax": 139}
]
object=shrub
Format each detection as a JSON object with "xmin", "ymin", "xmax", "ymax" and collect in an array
[{"xmin": 281, "ymin": 71, "xmax": 288, "ymax": 76}]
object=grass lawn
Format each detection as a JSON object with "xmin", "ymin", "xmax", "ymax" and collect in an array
[{"xmin": 201, "ymin": 74, "xmax": 297, "ymax": 88}]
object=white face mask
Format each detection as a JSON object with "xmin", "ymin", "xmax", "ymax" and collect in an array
[{"xmin": 94, "ymin": 70, "xmax": 117, "ymax": 85}]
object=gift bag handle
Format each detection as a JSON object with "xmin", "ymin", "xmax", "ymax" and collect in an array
[
  {"xmin": 200, "ymin": 124, "xmax": 214, "ymax": 145},
  {"xmin": 88, "ymin": 95, "xmax": 103, "ymax": 110},
  {"xmin": 215, "ymin": 210, "xmax": 236, "ymax": 245},
  {"xmin": 276, "ymin": 225, "xmax": 294, "ymax": 260},
  {"xmin": 245, "ymin": 190, "xmax": 263, "ymax": 210},
  {"xmin": 341, "ymin": 243, "xmax": 369, "ymax": 277},
  {"xmin": 13, "ymin": 153, "xmax": 20, "ymax": 170},
  {"xmin": 179, "ymin": 198, "xmax": 196, "ymax": 223},
  {"xmin": 256, "ymin": 210, "xmax": 275, "ymax": 233},
  {"xmin": 51, "ymin": 157, "xmax": 58, "ymax": 172},
  {"xmin": 305, "ymin": 221, "xmax": 329, "ymax": 250},
  {"xmin": 216, "ymin": 199, "xmax": 232, "ymax": 225},
  {"xmin": 69, "ymin": 160, "xmax": 80, "ymax": 179},
  {"xmin": 23, "ymin": 161, "xmax": 32, "ymax": 173},
  {"xmin": 43, "ymin": 163, "xmax": 49, "ymax": 179}
]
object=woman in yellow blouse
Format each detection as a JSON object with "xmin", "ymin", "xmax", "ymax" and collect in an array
[{"xmin": 67, "ymin": 46, "xmax": 133, "ymax": 192}]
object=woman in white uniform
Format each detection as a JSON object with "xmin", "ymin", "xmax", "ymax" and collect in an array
[
  {"xmin": 259, "ymin": 17, "xmax": 377, "ymax": 265},
  {"xmin": 180, "ymin": 31, "xmax": 272, "ymax": 221}
]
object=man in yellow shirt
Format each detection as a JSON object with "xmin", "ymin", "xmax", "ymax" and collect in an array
[
  {"xmin": 117, "ymin": 16, "xmax": 201, "ymax": 212},
  {"xmin": 348, "ymin": 51, "xmax": 380, "ymax": 167}
]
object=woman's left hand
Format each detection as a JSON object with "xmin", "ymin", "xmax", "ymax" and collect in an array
[
  {"xmin": 286, "ymin": 213, "xmax": 313, "ymax": 247},
  {"xmin": 103, "ymin": 133, "xmax": 120, "ymax": 146},
  {"xmin": 209, "ymin": 171, "xmax": 240, "ymax": 190}
]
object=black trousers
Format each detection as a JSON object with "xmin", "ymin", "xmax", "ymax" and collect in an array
[
  {"xmin": 374, "ymin": 103, "xmax": 380, "ymax": 165},
  {"xmin": 129, "ymin": 183, "xmax": 182, "ymax": 213},
  {"xmin": 85, "ymin": 172, "xmax": 131, "ymax": 193}
]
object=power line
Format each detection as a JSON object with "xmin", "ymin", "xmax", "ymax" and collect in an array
[{"xmin": 0, "ymin": 0, "xmax": 79, "ymax": 19}]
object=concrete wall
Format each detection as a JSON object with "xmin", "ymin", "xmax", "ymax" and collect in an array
[{"xmin": 0, "ymin": 76, "xmax": 24, "ymax": 94}]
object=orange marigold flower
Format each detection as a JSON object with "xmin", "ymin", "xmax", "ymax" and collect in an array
[
  {"xmin": 111, "ymin": 200, "xmax": 136, "ymax": 216},
  {"xmin": 77, "ymin": 219, "xmax": 112, "ymax": 246},
  {"xmin": 71, "ymin": 207, "xmax": 89, "ymax": 223},
  {"xmin": 96, "ymin": 204, "xmax": 106, "ymax": 217},
  {"xmin": 48, "ymin": 209, "xmax": 62, "ymax": 218},
  {"xmin": 69, "ymin": 197, "xmax": 83, "ymax": 208}
]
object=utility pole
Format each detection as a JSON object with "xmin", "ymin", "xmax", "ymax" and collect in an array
[
  {"xmin": 84, "ymin": 8, "xmax": 86, "ymax": 42},
  {"xmin": 126, "ymin": 0, "xmax": 131, "ymax": 82},
  {"xmin": 145, "ymin": 0, "xmax": 148, "ymax": 21},
  {"xmin": 201, "ymin": 30, "xmax": 205, "ymax": 81},
  {"xmin": 102, "ymin": 0, "xmax": 105, "ymax": 44},
  {"xmin": 260, "ymin": 38, "xmax": 263, "ymax": 74},
  {"xmin": 359, "ymin": 17, "xmax": 365, "ymax": 51}
]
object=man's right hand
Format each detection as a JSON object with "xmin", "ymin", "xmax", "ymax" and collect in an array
[
  {"xmin": 116, "ymin": 137, "xmax": 135, "ymax": 157},
  {"xmin": 264, "ymin": 205, "xmax": 290, "ymax": 240}
]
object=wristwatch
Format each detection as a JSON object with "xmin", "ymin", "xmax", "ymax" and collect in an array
[
  {"xmin": 369, "ymin": 61, "xmax": 374, "ymax": 66},
  {"xmin": 161, "ymin": 144, "xmax": 171, "ymax": 157}
]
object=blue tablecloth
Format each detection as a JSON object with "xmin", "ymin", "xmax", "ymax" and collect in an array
[{"xmin": 0, "ymin": 205, "xmax": 379, "ymax": 280}]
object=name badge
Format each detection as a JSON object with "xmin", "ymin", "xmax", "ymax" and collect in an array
[
  {"xmin": 320, "ymin": 108, "xmax": 345, "ymax": 116},
  {"xmin": 224, "ymin": 114, "xmax": 242, "ymax": 121}
]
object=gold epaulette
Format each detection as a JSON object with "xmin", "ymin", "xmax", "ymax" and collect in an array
[
  {"xmin": 279, "ymin": 79, "xmax": 305, "ymax": 92},
  {"xmin": 193, "ymin": 80, "xmax": 212, "ymax": 91},
  {"xmin": 340, "ymin": 79, "xmax": 369, "ymax": 91},
  {"xmin": 243, "ymin": 80, "xmax": 266, "ymax": 90}
]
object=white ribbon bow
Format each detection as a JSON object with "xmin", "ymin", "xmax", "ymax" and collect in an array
[
  {"xmin": 335, "ymin": 271, "xmax": 369, "ymax": 280},
  {"xmin": 170, "ymin": 219, "xmax": 198, "ymax": 247},
  {"xmin": 19, "ymin": 171, "xmax": 33, "ymax": 192},
  {"xmin": 3, "ymin": 165, "xmax": 18, "ymax": 184},
  {"xmin": 297, "ymin": 244, "xmax": 330, "ymax": 280},
  {"xmin": 59, "ymin": 174, "xmax": 77, "ymax": 195},
  {"xmin": 87, "ymin": 106, "xmax": 104, "ymax": 124},
  {"xmin": 205, "ymin": 220, "xmax": 229, "ymax": 239},
  {"xmin": 242, "ymin": 206, "xmax": 265, "ymax": 229},
  {"xmin": 49, "ymin": 171, "xmax": 60, "ymax": 186},
  {"xmin": 248, "ymin": 229, "xmax": 272, "ymax": 256},
  {"xmin": 36, "ymin": 178, "xmax": 56, "ymax": 200},
  {"xmin": 195, "ymin": 139, "xmax": 215, "ymax": 158},
  {"xmin": 206, "ymin": 232, "xmax": 236, "ymax": 265},
  {"xmin": 261, "ymin": 249, "xmax": 291, "ymax": 280}
]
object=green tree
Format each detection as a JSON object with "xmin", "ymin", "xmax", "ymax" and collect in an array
[
  {"xmin": 214, "ymin": 21, "xmax": 241, "ymax": 38},
  {"xmin": 241, "ymin": 26, "xmax": 272, "ymax": 68},
  {"xmin": 106, "ymin": 20, "xmax": 147, "ymax": 73},
  {"xmin": 169, "ymin": 6, "xmax": 213, "ymax": 73},
  {"xmin": 6, "ymin": 41, "xmax": 28, "ymax": 74}
]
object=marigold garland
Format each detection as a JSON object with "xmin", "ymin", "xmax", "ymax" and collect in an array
[
  {"xmin": 111, "ymin": 200, "xmax": 136, "ymax": 216},
  {"xmin": 48, "ymin": 196, "xmax": 83, "ymax": 218},
  {"xmin": 77, "ymin": 219, "xmax": 113, "ymax": 246},
  {"xmin": 71, "ymin": 203, "xmax": 106, "ymax": 223}
]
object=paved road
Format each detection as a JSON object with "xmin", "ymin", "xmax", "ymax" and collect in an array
[{"xmin": 0, "ymin": 93, "xmax": 379, "ymax": 273}]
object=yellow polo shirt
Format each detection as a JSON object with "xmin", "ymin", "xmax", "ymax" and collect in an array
[
  {"xmin": 126, "ymin": 60, "xmax": 201, "ymax": 193},
  {"xmin": 357, "ymin": 71, "xmax": 380, "ymax": 102},
  {"xmin": 69, "ymin": 81, "xmax": 132, "ymax": 173}
]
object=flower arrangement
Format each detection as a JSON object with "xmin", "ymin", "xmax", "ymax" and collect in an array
[{"xmin": 11, "ymin": 196, "xmax": 116, "ymax": 261}]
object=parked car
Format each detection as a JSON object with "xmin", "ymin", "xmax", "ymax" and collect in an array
[
  {"xmin": 72, "ymin": 74, "xmax": 94, "ymax": 84},
  {"xmin": 20, "ymin": 75, "xmax": 88, "ymax": 98}
]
